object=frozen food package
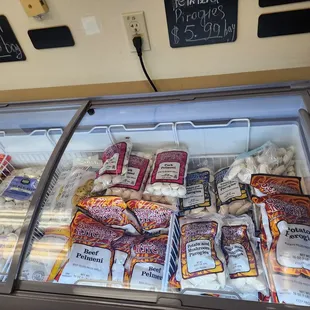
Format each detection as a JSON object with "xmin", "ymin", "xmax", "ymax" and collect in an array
[
  {"xmin": 127, "ymin": 200, "xmax": 176, "ymax": 234},
  {"xmin": 40, "ymin": 164, "xmax": 96, "ymax": 229},
  {"xmin": 221, "ymin": 215, "xmax": 268, "ymax": 295},
  {"xmin": 54, "ymin": 211, "xmax": 124, "ymax": 285},
  {"xmin": 107, "ymin": 152, "xmax": 153, "ymax": 201},
  {"xmin": 142, "ymin": 193, "xmax": 178, "ymax": 206},
  {"xmin": 0, "ymin": 232, "xmax": 18, "ymax": 280},
  {"xmin": 250, "ymin": 174, "xmax": 303, "ymax": 197},
  {"xmin": 144, "ymin": 147, "xmax": 189, "ymax": 198},
  {"xmin": 180, "ymin": 168, "xmax": 216, "ymax": 215},
  {"xmin": 92, "ymin": 139, "xmax": 133, "ymax": 191},
  {"xmin": 215, "ymin": 167, "xmax": 252, "ymax": 215},
  {"xmin": 179, "ymin": 214, "xmax": 226, "ymax": 290},
  {"xmin": 125, "ymin": 234, "xmax": 168, "ymax": 291},
  {"xmin": 77, "ymin": 196, "xmax": 141, "ymax": 235},
  {"xmin": 111, "ymin": 235, "xmax": 144, "ymax": 288},
  {"xmin": 21, "ymin": 226, "xmax": 70, "ymax": 282},
  {"xmin": 253, "ymin": 194, "xmax": 310, "ymax": 305},
  {"xmin": 224, "ymin": 142, "xmax": 296, "ymax": 184}
]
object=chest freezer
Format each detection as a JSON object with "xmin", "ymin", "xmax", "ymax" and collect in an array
[
  {"xmin": 0, "ymin": 99, "xmax": 87, "ymax": 294},
  {"xmin": 3, "ymin": 84, "xmax": 310, "ymax": 310}
]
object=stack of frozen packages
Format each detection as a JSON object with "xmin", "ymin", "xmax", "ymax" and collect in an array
[
  {"xmin": 224, "ymin": 142, "xmax": 296, "ymax": 185},
  {"xmin": 250, "ymin": 171, "xmax": 310, "ymax": 306},
  {"xmin": 35, "ymin": 195, "xmax": 174, "ymax": 288},
  {"xmin": 0, "ymin": 165, "xmax": 45, "ymax": 279},
  {"xmin": 38, "ymin": 156, "xmax": 101, "ymax": 229}
]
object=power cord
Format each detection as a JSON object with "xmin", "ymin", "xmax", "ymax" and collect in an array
[{"xmin": 133, "ymin": 36, "xmax": 158, "ymax": 92}]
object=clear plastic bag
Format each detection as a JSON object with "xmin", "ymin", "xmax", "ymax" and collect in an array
[
  {"xmin": 107, "ymin": 152, "xmax": 153, "ymax": 201},
  {"xmin": 92, "ymin": 139, "xmax": 133, "ymax": 191},
  {"xmin": 144, "ymin": 147, "xmax": 189, "ymax": 199}
]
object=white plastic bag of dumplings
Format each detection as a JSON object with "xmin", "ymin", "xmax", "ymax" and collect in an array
[
  {"xmin": 221, "ymin": 215, "xmax": 268, "ymax": 297},
  {"xmin": 144, "ymin": 147, "xmax": 189, "ymax": 199},
  {"xmin": 92, "ymin": 139, "xmax": 133, "ymax": 191},
  {"xmin": 224, "ymin": 142, "xmax": 296, "ymax": 184},
  {"xmin": 179, "ymin": 213, "xmax": 227, "ymax": 291},
  {"xmin": 107, "ymin": 152, "xmax": 153, "ymax": 201}
]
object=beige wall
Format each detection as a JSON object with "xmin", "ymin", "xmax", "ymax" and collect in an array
[{"xmin": 1, "ymin": 0, "xmax": 310, "ymax": 92}]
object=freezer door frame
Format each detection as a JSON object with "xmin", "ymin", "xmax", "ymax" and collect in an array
[
  {"xmin": 0, "ymin": 100, "xmax": 91, "ymax": 294},
  {"xmin": 5, "ymin": 86, "xmax": 310, "ymax": 309}
]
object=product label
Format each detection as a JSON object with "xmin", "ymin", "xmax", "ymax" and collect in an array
[
  {"xmin": 3, "ymin": 176, "xmax": 37, "ymax": 200},
  {"xmin": 222, "ymin": 225, "xmax": 258, "ymax": 278},
  {"xmin": 250, "ymin": 174, "xmax": 302, "ymax": 196},
  {"xmin": 115, "ymin": 155, "xmax": 149, "ymax": 191},
  {"xmin": 130, "ymin": 262, "xmax": 164, "ymax": 290},
  {"xmin": 56, "ymin": 243, "xmax": 112, "ymax": 284},
  {"xmin": 101, "ymin": 142, "xmax": 128, "ymax": 175},
  {"xmin": 181, "ymin": 221, "xmax": 223, "ymax": 279},
  {"xmin": 272, "ymin": 274, "xmax": 310, "ymax": 306},
  {"xmin": 151, "ymin": 150, "xmax": 188, "ymax": 185},
  {"xmin": 181, "ymin": 170, "xmax": 212, "ymax": 211},
  {"xmin": 215, "ymin": 167, "xmax": 249, "ymax": 207},
  {"xmin": 273, "ymin": 222, "xmax": 310, "ymax": 275}
]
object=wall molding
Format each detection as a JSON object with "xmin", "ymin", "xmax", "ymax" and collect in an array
[{"xmin": 1, "ymin": 67, "xmax": 310, "ymax": 103}]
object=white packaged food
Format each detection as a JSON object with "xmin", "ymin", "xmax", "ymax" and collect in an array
[
  {"xmin": 144, "ymin": 147, "xmax": 189, "ymax": 198},
  {"xmin": 93, "ymin": 139, "xmax": 133, "ymax": 191},
  {"xmin": 225, "ymin": 142, "xmax": 295, "ymax": 184},
  {"xmin": 179, "ymin": 213, "xmax": 226, "ymax": 290},
  {"xmin": 222, "ymin": 215, "xmax": 268, "ymax": 295},
  {"xmin": 180, "ymin": 167, "xmax": 216, "ymax": 215},
  {"xmin": 107, "ymin": 152, "xmax": 153, "ymax": 201},
  {"xmin": 215, "ymin": 167, "xmax": 252, "ymax": 215}
]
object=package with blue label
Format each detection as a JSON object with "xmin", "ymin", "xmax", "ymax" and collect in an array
[{"xmin": 180, "ymin": 167, "xmax": 216, "ymax": 215}]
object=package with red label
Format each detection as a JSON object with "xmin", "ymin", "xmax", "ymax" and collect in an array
[
  {"xmin": 125, "ymin": 234, "xmax": 168, "ymax": 291},
  {"xmin": 127, "ymin": 200, "xmax": 176, "ymax": 234},
  {"xmin": 222, "ymin": 215, "xmax": 268, "ymax": 296},
  {"xmin": 54, "ymin": 211, "xmax": 124, "ymax": 285},
  {"xmin": 253, "ymin": 194, "xmax": 310, "ymax": 306},
  {"xmin": 0, "ymin": 154, "xmax": 12, "ymax": 179},
  {"xmin": 250, "ymin": 174, "xmax": 303, "ymax": 197},
  {"xmin": 111, "ymin": 234, "xmax": 144, "ymax": 288},
  {"xmin": 144, "ymin": 147, "xmax": 189, "ymax": 198},
  {"xmin": 77, "ymin": 196, "xmax": 141, "ymax": 235},
  {"xmin": 92, "ymin": 139, "xmax": 132, "ymax": 192},
  {"xmin": 179, "ymin": 214, "xmax": 226, "ymax": 290},
  {"xmin": 21, "ymin": 226, "xmax": 70, "ymax": 282},
  {"xmin": 106, "ymin": 152, "xmax": 153, "ymax": 201}
]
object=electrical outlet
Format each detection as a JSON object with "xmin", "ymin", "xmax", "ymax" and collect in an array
[{"xmin": 122, "ymin": 11, "xmax": 151, "ymax": 52}]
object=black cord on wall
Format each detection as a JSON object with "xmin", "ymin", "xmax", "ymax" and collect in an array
[{"xmin": 133, "ymin": 36, "xmax": 158, "ymax": 92}]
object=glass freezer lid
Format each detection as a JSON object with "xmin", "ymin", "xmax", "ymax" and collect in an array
[
  {"xmin": 0, "ymin": 100, "xmax": 87, "ymax": 293},
  {"xmin": 17, "ymin": 92, "xmax": 310, "ymax": 309}
]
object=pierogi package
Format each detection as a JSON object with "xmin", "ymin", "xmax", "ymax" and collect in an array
[
  {"xmin": 179, "ymin": 214, "xmax": 226, "ymax": 290},
  {"xmin": 125, "ymin": 234, "xmax": 168, "ymax": 291},
  {"xmin": 250, "ymin": 174, "xmax": 303, "ymax": 197},
  {"xmin": 221, "ymin": 215, "xmax": 268, "ymax": 295},
  {"xmin": 127, "ymin": 200, "xmax": 175, "ymax": 234},
  {"xmin": 253, "ymin": 194, "xmax": 310, "ymax": 306},
  {"xmin": 77, "ymin": 196, "xmax": 141, "ymax": 235},
  {"xmin": 55, "ymin": 211, "xmax": 124, "ymax": 285}
]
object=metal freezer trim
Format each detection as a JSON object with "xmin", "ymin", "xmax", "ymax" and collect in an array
[{"xmin": 0, "ymin": 100, "xmax": 91, "ymax": 294}]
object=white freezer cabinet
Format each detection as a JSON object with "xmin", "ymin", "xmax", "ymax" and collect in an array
[
  {"xmin": 4, "ymin": 85, "xmax": 310, "ymax": 310},
  {"xmin": 0, "ymin": 100, "xmax": 88, "ymax": 294}
]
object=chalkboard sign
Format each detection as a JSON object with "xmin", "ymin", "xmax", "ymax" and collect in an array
[
  {"xmin": 0, "ymin": 15, "xmax": 26, "ymax": 63},
  {"xmin": 260, "ymin": 0, "xmax": 309, "ymax": 7},
  {"xmin": 164, "ymin": 0, "xmax": 238, "ymax": 48}
]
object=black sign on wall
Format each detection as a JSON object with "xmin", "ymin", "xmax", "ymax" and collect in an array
[
  {"xmin": 0, "ymin": 15, "xmax": 26, "ymax": 63},
  {"xmin": 164, "ymin": 0, "xmax": 238, "ymax": 48}
]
